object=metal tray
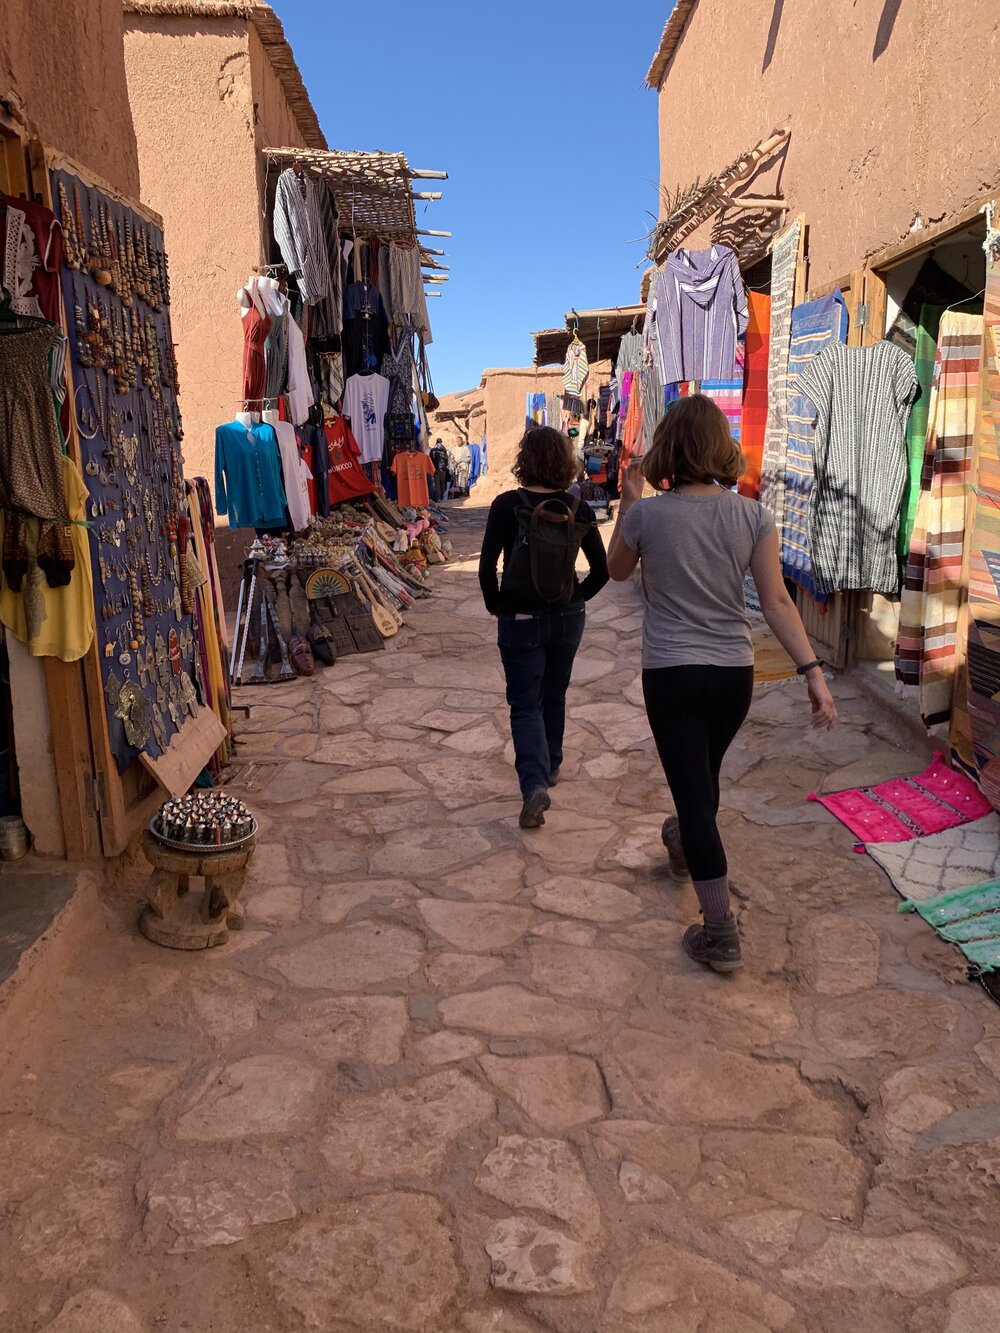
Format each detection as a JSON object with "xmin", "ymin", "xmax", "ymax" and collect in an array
[{"xmin": 149, "ymin": 815, "xmax": 258, "ymax": 854}]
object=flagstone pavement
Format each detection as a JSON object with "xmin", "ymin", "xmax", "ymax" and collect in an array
[{"xmin": 3, "ymin": 508, "xmax": 1000, "ymax": 1332}]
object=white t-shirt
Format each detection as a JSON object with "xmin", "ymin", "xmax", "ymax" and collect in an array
[
  {"xmin": 286, "ymin": 315, "xmax": 314, "ymax": 426},
  {"xmin": 265, "ymin": 414, "xmax": 312, "ymax": 532},
  {"xmin": 342, "ymin": 372, "xmax": 390, "ymax": 465}
]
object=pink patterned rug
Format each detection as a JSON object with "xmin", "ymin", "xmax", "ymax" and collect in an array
[{"xmin": 809, "ymin": 753, "xmax": 992, "ymax": 844}]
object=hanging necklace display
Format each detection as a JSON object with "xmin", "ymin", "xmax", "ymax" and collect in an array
[
  {"xmin": 54, "ymin": 166, "xmax": 199, "ymax": 768},
  {"xmin": 76, "ymin": 383, "xmax": 99, "ymax": 441}
]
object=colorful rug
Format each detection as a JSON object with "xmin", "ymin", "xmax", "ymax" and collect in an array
[
  {"xmin": 781, "ymin": 289, "xmax": 848, "ymax": 598},
  {"xmin": 811, "ymin": 753, "xmax": 992, "ymax": 843},
  {"xmin": 758, "ymin": 219, "xmax": 801, "ymax": 534},
  {"xmin": 739, "ymin": 291, "xmax": 771, "ymax": 500},
  {"xmin": 864, "ymin": 812, "xmax": 1000, "ymax": 902},
  {"xmin": 895, "ymin": 310, "xmax": 984, "ymax": 724},
  {"xmin": 900, "ymin": 877, "xmax": 1000, "ymax": 973}
]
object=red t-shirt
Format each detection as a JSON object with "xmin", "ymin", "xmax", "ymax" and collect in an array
[
  {"xmin": 391, "ymin": 449, "xmax": 434, "ymax": 508},
  {"xmin": 325, "ymin": 416, "xmax": 374, "ymax": 505}
]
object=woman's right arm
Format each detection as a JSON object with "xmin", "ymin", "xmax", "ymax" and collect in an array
[
  {"xmin": 608, "ymin": 460, "xmax": 644, "ymax": 581},
  {"xmin": 749, "ymin": 528, "xmax": 838, "ymax": 729}
]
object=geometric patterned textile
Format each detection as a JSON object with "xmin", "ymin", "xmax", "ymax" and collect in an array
[
  {"xmin": 780, "ymin": 289, "xmax": 848, "ymax": 597},
  {"xmin": 864, "ymin": 812, "xmax": 1000, "ymax": 902},
  {"xmin": 758, "ymin": 219, "xmax": 801, "ymax": 534},
  {"xmin": 900, "ymin": 876, "xmax": 1000, "ymax": 974},
  {"xmin": 811, "ymin": 753, "xmax": 991, "ymax": 844}
]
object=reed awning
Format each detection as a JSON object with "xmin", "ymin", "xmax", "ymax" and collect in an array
[
  {"xmin": 647, "ymin": 127, "xmax": 791, "ymax": 265},
  {"xmin": 262, "ymin": 147, "xmax": 449, "ymax": 273},
  {"xmin": 532, "ymin": 305, "xmax": 645, "ymax": 368}
]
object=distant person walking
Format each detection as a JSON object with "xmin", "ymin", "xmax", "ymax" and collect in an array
[
  {"xmin": 480, "ymin": 427, "xmax": 609, "ymax": 829},
  {"xmin": 430, "ymin": 438, "xmax": 450, "ymax": 502},
  {"xmin": 608, "ymin": 396, "xmax": 837, "ymax": 973}
]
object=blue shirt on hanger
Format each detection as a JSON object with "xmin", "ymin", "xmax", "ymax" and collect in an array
[{"xmin": 215, "ymin": 420, "xmax": 288, "ymax": 530}]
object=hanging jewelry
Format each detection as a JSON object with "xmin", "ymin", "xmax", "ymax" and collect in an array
[
  {"xmin": 76, "ymin": 384, "xmax": 99, "ymax": 441},
  {"xmin": 60, "ymin": 182, "xmax": 81, "ymax": 269},
  {"xmin": 115, "ymin": 675, "xmax": 151, "ymax": 749},
  {"xmin": 73, "ymin": 185, "xmax": 89, "ymax": 271}
]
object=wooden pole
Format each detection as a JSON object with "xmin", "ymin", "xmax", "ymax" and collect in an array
[
  {"xmin": 411, "ymin": 191, "xmax": 443, "ymax": 201},
  {"xmin": 417, "ymin": 228, "xmax": 452, "ymax": 238},
  {"xmin": 410, "ymin": 169, "xmax": 449, "ymax": 180}
]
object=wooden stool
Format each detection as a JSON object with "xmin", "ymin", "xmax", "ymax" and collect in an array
[{"xmin": 138, "ymin": 828, "xmax": 257, "ymax": 950}]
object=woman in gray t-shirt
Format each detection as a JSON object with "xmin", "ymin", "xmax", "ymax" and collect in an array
[{"xmin": 608, "ymin": 395, "xmax": 837, "ymax": 974}]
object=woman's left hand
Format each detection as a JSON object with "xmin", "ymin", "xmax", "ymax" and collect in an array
[{"xmin": 807, "ymin": 672, "xmax": 839, "ymax": 730}]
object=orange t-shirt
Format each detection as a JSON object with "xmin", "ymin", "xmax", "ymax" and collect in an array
[{"xmin": 391, "ymin": 449, "xmax": 434, "ymax": 508}]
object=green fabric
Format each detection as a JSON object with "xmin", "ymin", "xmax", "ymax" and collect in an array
[
  {"xmin": 900, "ymin": 876, "xmax": 1000, "ymax": 972},
  {"xmin": 898, "ymin": 303, "xmax": 945, "ymax": 568}
]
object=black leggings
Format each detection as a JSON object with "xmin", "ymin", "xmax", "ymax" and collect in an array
[{"xmin": 642, "ymin": 665, "xmax": 754, "ymax": 881}]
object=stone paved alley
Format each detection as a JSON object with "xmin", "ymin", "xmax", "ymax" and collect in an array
[{"xmin": 3, "ymin": 511, "xmax": 1000, "ymax": 1333}]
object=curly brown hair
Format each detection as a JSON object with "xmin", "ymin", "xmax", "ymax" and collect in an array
[
  {"xmin": 641, "ymin": 394, "xmax": 743, "ymax": 491},
  {"xmin": 513, "ymin": 426, "xmax": 578, "ymax": 490}
]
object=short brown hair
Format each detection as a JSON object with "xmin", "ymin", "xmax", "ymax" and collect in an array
[
  {"xmin": 641, "ymin": 395, "xmax": 743, "ymax": 492},
  {"xmin": 513, "ymin": 426, "xmax": 578, "ymax": 490}
]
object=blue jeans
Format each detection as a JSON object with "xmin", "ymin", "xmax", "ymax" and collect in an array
[{"xmin": 497, "ymin": 605, "xmax": 586, "ymax": 799}]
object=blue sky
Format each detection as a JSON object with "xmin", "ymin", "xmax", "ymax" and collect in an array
[{"xmin": 273, "ymin": 0, "xmax": 670, "ymax": 394}]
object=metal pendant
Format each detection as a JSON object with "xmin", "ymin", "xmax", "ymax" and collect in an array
[
  {"xmin": 104, "ymin": 671, "xmax": 122, "ymax": 710},
  {"xmin": 115, "ymin": 678, "xmax": 151, "ymax": 748}
]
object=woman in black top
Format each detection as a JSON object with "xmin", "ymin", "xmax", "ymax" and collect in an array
[{"xmin": 479, "ymin": 427, "xmax": 609, "ymax": 828}]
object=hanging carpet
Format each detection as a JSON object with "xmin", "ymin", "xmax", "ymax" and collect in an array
[
  {"xmin": 738, "ymin": 290, "xmax": 771, "ymax": 499},
  {"xmin": 758, "ymin": 219, "xmax": 801, "ymax": 533},
  {"xmin": 780, "ymin": 289, "xmax": 848, "ymax": 597},
  {"xmin": 895, "ymin": 310, "xmax": 984, "ymax": 725}
]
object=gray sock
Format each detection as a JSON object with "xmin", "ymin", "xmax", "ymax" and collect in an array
[{"xmin": 693, "ymin": 875, "xmax": 731, "ymax": 924}]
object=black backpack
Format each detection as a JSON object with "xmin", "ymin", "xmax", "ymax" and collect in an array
[{"xmin": 501, "ymin": 490, "xmax": 592, "ymax": 606}]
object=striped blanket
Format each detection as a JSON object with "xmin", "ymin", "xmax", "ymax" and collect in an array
[
  {"xmin": 953, "ymin": 265, "xmax": 1000, "ymax": 794},
  {"xmin": 780, "ymin": 290, "xmax": 848, "ymax": 597},
  {"xmin": 700, "ymin": 344, "xmax": 745, "ymax": 445},
  {"xmin": 758, "ymin": 220, "xmax": 801, "ymax": 532},
  {"xmin": 738, "ymin": 291, "xmax": 771, "ymax": 499},
  {"xmin": 895, "ymin": 311, "xmax": 984, "ymax": 725},
  {"xmin": 899, "ymin": 305, "xmax": 945, "ymax": 569}
]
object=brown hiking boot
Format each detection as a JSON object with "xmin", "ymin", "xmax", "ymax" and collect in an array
[
  {"xmin": 683, "ymin": 914, "xmax": 743, "ymax": 973},
  {"xmin": 661, "ymin": 816, "xmax": 691, "ymax": 883},
  {"xmin": 519, "ymin": 791, "xmax": 551, "ymax": 829}
]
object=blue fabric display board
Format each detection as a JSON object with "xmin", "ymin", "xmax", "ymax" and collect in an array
[{"xmin": 51, "ymin": 165, "xmax": 201, "ymax": 772}]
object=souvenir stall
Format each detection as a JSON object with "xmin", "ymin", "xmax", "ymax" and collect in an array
[
  {"xmin": 209, "ymin": 147, "xmax": 450, "ymax": 681},
  {"xmin": 228, "ymin": 497, "xmax": 448, "ymax": 685},
  {"xmin": 0, "ymin": 126, "xmax": 233, "ymax": 857}
]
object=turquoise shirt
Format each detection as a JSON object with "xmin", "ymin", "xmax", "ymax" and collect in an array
[{"xmin": 215, "ymin": 420, "xmax": 288, "ymax": 530}]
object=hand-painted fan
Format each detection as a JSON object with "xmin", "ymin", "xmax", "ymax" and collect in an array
[{"xmin": 305, "ymin": 567, "xmax": 352, "ymax": 600}]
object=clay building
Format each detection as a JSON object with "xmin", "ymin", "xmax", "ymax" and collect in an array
[
  {"xmin": 645, "ymin": 1, "xmax": 1000, "ymax": 672},
  {"xmin": 647, "ymin": 0, "xmax": 1000, "ymax": 287},
  {"xmin": 122, "ymin": 0, "xmax": 325, "ymax": 484}
]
